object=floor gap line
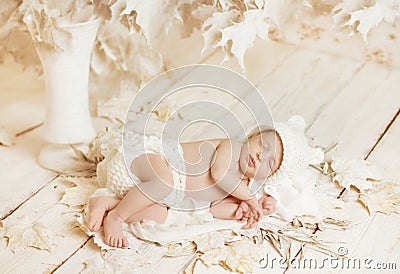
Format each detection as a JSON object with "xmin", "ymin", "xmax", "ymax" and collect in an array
[
  {"xmin": 15, "ymin": 122, "xmax": 43, "ymax": 137},
  {"xmin": 51, "ymin": 236, "xmax": 93, "ymax": 274},
  {"xmin": 364, "ymin": 108, "xmax": 400, "ymax": 160},
  {"xmin": 0, "ymin": 174, "xmax": 59, "ymax": 221}
]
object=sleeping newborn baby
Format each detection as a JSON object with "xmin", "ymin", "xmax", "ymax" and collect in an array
[{"xmin": 86, "ymin": 116, "xmax": 321, "ymax": 248}]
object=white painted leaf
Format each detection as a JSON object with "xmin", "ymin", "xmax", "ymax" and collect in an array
[
  {"xmin": 199, "ymin": 239, "xmax": 265, "ymax": 273},
  {"xmin": 166, "ymin": 241, "xmax": 196, "ymax": 257},
  {"xmin": 192, "ymin": 231, "xmax": 230, "ymax": 252},
  {"xmin": 122, "ymin": 0, "xmax": 177, "ymax": 46},
  {"xmin": 59, "ymin": 176, "xmax": 98, "ymax": 207},
  {"xmin": 331, "ymin": 158, "xmax": 381, "ymax": 190},
  {"xmin": 216, "ymin": 9, "xmax": 270, "ymax": 71},
  {"xmin": 344, "ymin": 0, "xmax": 400, "ymax": 41},
  {"xmin": 81, "ymin": 249, "xmax": 151, "ymax": 273},
  {"xmin": 201, "ymin": 10, "xmax": 240, "ymax": 55},
  {"xmin": 358, "ymin": 180, "xmax": 400, "ymax": 214},
  {"xmin": 0, "ymin": 216, "xmax": 58, "ymax": 253},
  {"xmin": 331, "ymin": 0, "xmax": 363, "ymax": 28}
]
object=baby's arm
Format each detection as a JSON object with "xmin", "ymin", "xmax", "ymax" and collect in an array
[
  {"xmin": 210, "ymin": 140, "xmax": 251, "ymax": 200},
  {"xmin": 211, "ymin": 140, "xmax": 262, "ymax": 223}
]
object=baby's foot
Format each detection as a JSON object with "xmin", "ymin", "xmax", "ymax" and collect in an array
[
  {"xmin": 103, "ymin": 210, "xmax": 129, "ymax": 248},
  {"xmin": 86, "ymin": 196, "xmax": 120, "ymax": 232},
  {"xmin": 86, "ymin": 197, "xmax": 107, "ymax": 232}
]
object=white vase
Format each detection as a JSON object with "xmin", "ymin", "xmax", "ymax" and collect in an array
[{"xmin": 35, "ymin": 19, "xmax": 100, "ymax": 144}]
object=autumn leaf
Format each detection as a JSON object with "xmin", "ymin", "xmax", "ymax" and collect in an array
[
  {"xmin": 201, "ymin": 10, "xmax": 240, "ymax": 55},
  {"xmin": 216, "ymin": 9, "xmax": 271, "ymax": 71},
  {"xmin": 81, "ymin": 249, "xmax": 151, "ymax": 273},
  {"xmin": 199, "ymin": 239, "xmax": 265, "ymax": 273},
  {"xmin": 358, "ymin": 180, "xmax": 400, "ymax": 215},
  {"xmin": 166, "ymin": 241, "xmax": 197, "ymax": 257},
  {"xmin": 0, "ymin": 216, "xmax": 59, "ymax": 253},
  {"xmin": 59, "ymin": 176, "xmax": 98, "ymax": 208},
  {"xmin": 344, "ymin": 0, "xmax": 400, "ymax": 41}
]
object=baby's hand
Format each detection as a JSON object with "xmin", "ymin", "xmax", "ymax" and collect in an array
[
  {"xmin": 241, "ymin": 197, "xmax": 263, "ymax": 229},
  {"xmin": 258, "ymin": 194, "xmax": 276, "ymax": 216},
  {"xmin": 234, "ymin": 201, "xmax": 250, "ymax": 222}
]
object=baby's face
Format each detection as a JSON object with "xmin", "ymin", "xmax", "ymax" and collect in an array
[{"xmin": 239, "ymin": 130, "xmax": 283, "ymax": 180}]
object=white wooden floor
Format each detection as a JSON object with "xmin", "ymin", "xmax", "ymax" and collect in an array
[{"xmin": 1, "ymin": 13, "xmax": 399, "ymax": 273}]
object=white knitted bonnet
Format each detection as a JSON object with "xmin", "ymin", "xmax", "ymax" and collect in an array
[
  {"xmin": 248, "ymin": 115, "xmax": 324, "ymax": 195},
  {"xmin": 268, "ymin": 115, "xmax": 324, "ymax": 183}
]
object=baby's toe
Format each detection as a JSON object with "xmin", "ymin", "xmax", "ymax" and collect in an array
[
  {"xmin": 107, "ymin": 236, "xmax": 115, "ymax": 247},
  {"xmin": 122, "ymin": 237, "xmax": 129, "ymax": 248}
]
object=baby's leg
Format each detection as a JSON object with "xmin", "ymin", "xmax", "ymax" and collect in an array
[
  {"xmin": 210, "ymin": 196, "xmax": 248, "ymax": 220},
  {"xmin": 104, "ymin": 154, "xmax": 175, "ymax": 248},
  {"xmin": 125, "ymin": 203, "xmax": 168, "ymax": 224}
]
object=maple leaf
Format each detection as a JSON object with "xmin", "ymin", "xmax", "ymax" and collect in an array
[
  {"xmin": 216, "ymin": 9, "xmax": 271, "ymax": 71},
  {"xmin": 358, "ymin": 181, "xmax": 400, "ymax": 215},
  {"xmin": 81, "ymin": 249, "xmax": 151, "ymax": 273},
  {"xmin": 122, "ymin": 0, "xmax": 178, "ymax": 47},
  {"xmin": 331, "ymin": 0, "xmax": 363, "ymax": 28},
  {"xmin": 201, "ymin": 10, "xmax": 240, "ymax": 55},
  {"xmin": 59, "ymin": 176, "xmax": 98, "ymax": 208},
  {"xmin": 331, "ymin": 158, "xmax": 381, "ymax": 190},
  {"xmin": 344, "ymin": 0, "xmax": 400, "ymax": 41},
  {"xmin": 199, "ymin": 239, "xmax": 265, "ymax": 273},
  {"xmin": 0, "ymin": 216, "xmax": 59, "ymax": 253}
]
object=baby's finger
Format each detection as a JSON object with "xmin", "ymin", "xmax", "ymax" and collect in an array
[{"xmin": 234, "ymin": 208, "xmax": 242, "ymax": 218}]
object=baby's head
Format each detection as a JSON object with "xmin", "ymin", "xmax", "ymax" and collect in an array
[
  {"xmin": 239, "ymin": 128, "xmax": 283, "ymax": 180},
  {"xmin": 240, "ymin": 116, "xmax": 324, "ymax": 183}
]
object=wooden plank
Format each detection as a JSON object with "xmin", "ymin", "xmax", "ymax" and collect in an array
[
  {"xmin": 332, "ymin": 114, "xmax": 400, "ymax": 273},
  {"xmin": 307, "ymin": 62, "xmax": 393, "ymax": 158},
  {"xmin": 0, "ymin": 128, "xmax": 55, "ymax": 219},
  {"xmin": 0, "ymin": 177, "xmax": 89, "ymax": 273},
  {"xmin": 216, "ymin": 46, "xmax": 364, "ymax": 140},
  {"xmin": 284, "ymin": 66, "xmax": 400, "ymax": 273}
]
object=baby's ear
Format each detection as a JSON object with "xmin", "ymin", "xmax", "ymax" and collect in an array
[{"xmin": 287, "ymin": 115, "xmax": 307, "ymax": 131}]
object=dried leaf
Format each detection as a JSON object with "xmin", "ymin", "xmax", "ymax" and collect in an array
[
  {"xmin": 344, "ymin": 0, "xmax": 400, "ymax": 41},
  {"xmin": 121, "ymin": 0, "xmax": 178, "ymax": 46},
  {"xmin": 81, "ymin": 249, "xmax": 151, "ymax": 273},
  {"xmin": 59, "ymin": 176, "xmax": 98, "ymax": 208},
  {"xmin": 69, "ymin": 144, "xmax": 93, "ymax": 163},
  {"xmin": 201, "ymin": 10, "xmax": 240, "ymax": 55},
  {"xmin": 331, "ymin": 0, "xmax": 363, "ymax": 27},
  {"xmin": 331, "ymin": 158, "xmax": 381, "ymax": 191},
  {"xmin": 216, "ymin": 9, "xmax": 270, "ymax": 71},
  {"xmin": 358, "ymin": 181, "xmax": 400, "ymax": 214},
  {"xmin": 322, "ymin": 217, "xmax": 351, "ymax": 227},
  {"xmin": 166, "ymin": 241, "xmax": 196, "ymax": 257},
  {"xmin": 192, "ymin": 231, "xmax": 231, "ymax": 252},
  {"xmin": 199, "ymin": 239, "xmax": 265, "ymax": 273},
  {"xmin": 0, "ymin": 216, "xmax": 59, "ymax": 253}
]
